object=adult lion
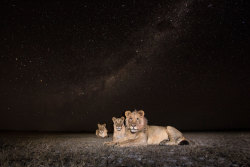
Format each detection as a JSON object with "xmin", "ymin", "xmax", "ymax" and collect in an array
[{"xmin": 116, "ymin": 110, "xmax": 189, "ymax": 147}]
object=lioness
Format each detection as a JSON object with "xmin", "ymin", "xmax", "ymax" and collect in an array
[
  {"xmin": 104, "ymin": 117, "xmax": 126, "ymax": 145},
  {"xmin": 96, "ymin": 123, "xmax": 108, "ymax": 138},
  {"xmin": 116, "ymin": 110, "xmax": 189, "ymax": 147}
]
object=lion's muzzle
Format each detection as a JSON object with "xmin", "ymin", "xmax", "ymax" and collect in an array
[
  {"xmin": 116, "ymin": 127, "xmax": 122, "ymax": 131},
  {"xmin": 130, "ymin": 124, "xmax": 138, "ymax": 132}
]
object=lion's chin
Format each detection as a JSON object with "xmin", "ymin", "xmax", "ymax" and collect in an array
[{"xmin": 130, "ymin": 129, "xmax": 138, "ymax": 133}]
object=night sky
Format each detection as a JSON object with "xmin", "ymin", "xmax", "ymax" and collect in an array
[{"xmin": 0, "ymin": 0, "xmax": 249, "ymax": 131}]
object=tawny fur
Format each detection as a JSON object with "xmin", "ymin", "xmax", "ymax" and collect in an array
[
  {"xmin": 104, "ymin": 117, "xmax": 126, "ymax": 145},
  {"xmin": 96, "ymin": 123, "xmax": 108, "ymax": 138},
  {"xmin": 116, "ymin": 110, "xmax": 189, "ymax": 147},
  {"xmin": 115, "ymin": 110, "xmax": 148, "ymax": 147}
]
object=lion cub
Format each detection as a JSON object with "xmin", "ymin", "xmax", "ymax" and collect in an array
[
  {"xmin": 96, "ymin": 123, "xmax": 108, "ymax": 138},
  {"xmin": 105, "ymin": 117, "xmax": 126, "ymax": 145}
]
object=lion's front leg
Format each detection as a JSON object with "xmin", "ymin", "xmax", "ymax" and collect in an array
[{"xmin": 117, "ymin": 138, "xmax": 147, "ymax": 147}]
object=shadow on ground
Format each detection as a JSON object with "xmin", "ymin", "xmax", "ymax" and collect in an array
[{"xmin": 0, "ymin": 132, "xmax": 249, "ymax": 166}]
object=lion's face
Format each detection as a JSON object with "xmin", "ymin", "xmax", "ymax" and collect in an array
[
  {"xmin": 112, "ymin": 117, "xmax": 125, "ymax": 131},
  {"xmin": 125, "ymin": 110, "xmax": 146, "ymax": 133},
  {"xmin": 97, "ymin": 124, "xmax": 106, "ymax": 134}
]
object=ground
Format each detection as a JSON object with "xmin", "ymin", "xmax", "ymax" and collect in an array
[{"xmin": 0, "ymin": 132, "xmax": 249, "ymax": 167}]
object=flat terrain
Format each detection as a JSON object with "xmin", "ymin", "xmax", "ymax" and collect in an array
[{"xmin": 0, "ymin": 132, "xmax": 249, "ymax": 167}]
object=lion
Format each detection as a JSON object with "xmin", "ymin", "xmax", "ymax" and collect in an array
[
  {"xmin": 116, "ymin": 110, "xmax": 189, "ymax": 147},
  {"xmin": 113, "ymin": 110, "xmax": 148, "ymax": 147},
  {"xmin": 96, "ymin": 123, "xmax": 108, "ymax": 138},
  {"xmin": 104, "ymin": 117, "xmax": 126, "ymax": 145}
]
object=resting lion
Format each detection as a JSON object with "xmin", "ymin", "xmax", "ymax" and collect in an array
[
  {"xmin": 104, "ymin": 117, "xmax": 126, "ymax": 145},
  {"xmin": 116, "ymin": 110, "xmax": 189, "ymax": 147},
  {"xmin": 96, "ymin": 123, "xmax": 108, "ymax": 138}
]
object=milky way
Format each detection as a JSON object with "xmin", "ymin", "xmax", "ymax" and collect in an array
[{"xmin": 0, "ymin": 0, "xmax": 249, "ymax": 131}]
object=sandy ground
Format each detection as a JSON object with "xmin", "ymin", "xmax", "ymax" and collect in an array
[{"xmin": 0, "ymin": 132, "xmax": 249, "ymax": 167}]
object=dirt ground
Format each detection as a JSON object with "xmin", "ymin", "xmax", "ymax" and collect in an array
[{"xmin": 0, "ymin": 132, "xmax": 249, "ymax": 167}]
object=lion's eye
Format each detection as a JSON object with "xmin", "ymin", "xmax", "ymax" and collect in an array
[{"xmin": 137, "ymin": 118, "xmax": 139, "ymax": 121}]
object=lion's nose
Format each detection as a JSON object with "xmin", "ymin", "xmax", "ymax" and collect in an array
[{"xmin": 131, "ymin": 124, "xmax": 136, "ymax": 127}]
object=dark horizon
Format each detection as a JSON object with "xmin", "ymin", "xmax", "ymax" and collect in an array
[
  {"xmin": 1, "ymin": 128, "xmax": 250, "ymax": 133},
  {"xmin": 0, "ymin": 0, "xmax": 249, "ymax": 132}
]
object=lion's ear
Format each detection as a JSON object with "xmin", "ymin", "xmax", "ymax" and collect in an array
[
  {"xmin": 138, "ymin": 110, "xmax": 145, "ymax": 117},
  {"xmin": 112, "ymin": 117, "xmax": 116, "ymax": 122},
  {"xmin": 125, "ymin": 110, "xmax": 131, "ymax": 117},
  {"xmin": 121, "ymin": 116, "xmax": 125, "ymax": 121}
]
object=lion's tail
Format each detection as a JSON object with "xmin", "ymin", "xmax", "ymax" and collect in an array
[{"xmin": 177, "ymin": 137, "xmax": 190, "ymax": 145}]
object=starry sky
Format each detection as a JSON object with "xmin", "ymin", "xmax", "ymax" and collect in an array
[{"xmin": 0, "ymin": 0, "xmax": 249, "ymax": 131}]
